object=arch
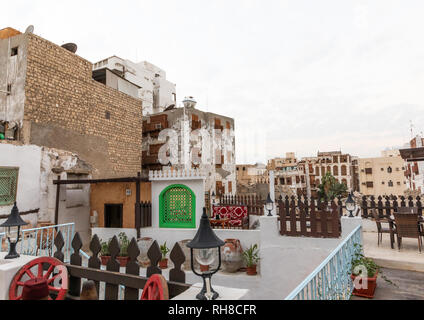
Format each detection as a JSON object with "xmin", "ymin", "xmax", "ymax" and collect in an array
[
  {"xmin": 333, "ymin": 166, "xmax": 339, "ymax": 176},
  {"xmin": 159, "ymin": 184, "xmax": 196, "ymax": 229},
  {"xmin": 341, "ymin": 165, "xmax": 347, "ymax": 176}
]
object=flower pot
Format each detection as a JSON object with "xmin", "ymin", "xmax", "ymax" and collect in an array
[
  {"xmin": 200, "ymin": 264, "xmax": 209, "ymax": 272},
  {"xmin": 221, "ymin": 239, "xmax": 243, "ymax": 273},
  {"xmin": 117, "ymin": 256, "xmax": 130, "ymax": 267},
  {"xmin": 351, "ymin": 271, "xmax": 378, "ymax": 299},
  {"xmin": 246, "ymin": 265, "xmax": 257, "ymax": 276},
  {"xmin": 159, "ymin": 259, "xmax": 168, "ymax": 269},
  {"xmin": 101, "ymin": 255, "xmax": 111, "ymax": 266}
]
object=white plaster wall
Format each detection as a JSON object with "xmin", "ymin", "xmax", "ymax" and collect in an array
[
  {"xmin": 151, "ymin": 178, "xmax": 205, "ymax": 229},
  {"xmin": 0, "ymin": 144, "xmax": 41, "ymax": 217}
]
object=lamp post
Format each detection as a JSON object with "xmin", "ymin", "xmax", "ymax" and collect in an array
[
  {"xmin": 0, "ymin": 202, "xmax": 29, "ymax": 259},
  {"xmin": 345, "ymin": 192, "xmax": 356, "ymax": 218},
  {"xmin": 187, "ymin": 208, "xmax": 225, "ymax": 300},
  {"xmin": 266, "ymin": 193, "xmax": 274, "ymax": 216}
]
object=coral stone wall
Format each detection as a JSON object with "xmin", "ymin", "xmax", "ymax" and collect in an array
[{"xmin": 23, "ymin": 34, "xmax": 143, "ymax": 178}]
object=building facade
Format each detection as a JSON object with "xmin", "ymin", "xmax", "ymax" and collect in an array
[
  {"xmin": 93, "ymin": 56, "xmax": 176, "ymax": 116},
  {"xmin": 358, "ymin": 151, "xmax": 407, "ymax": 197},
  {"xmin": 141, "ymin": 99, "xmax": 236, "ymax": 196},
  {"xmin": 0, "ymin": 27, "xmax": 144, "ymax": 242}
]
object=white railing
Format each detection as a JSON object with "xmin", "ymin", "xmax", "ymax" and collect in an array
[
  {"xmin": 149, "ymin": 168, "xmax": 206, "ymax": 180},
  {"xmin": 0, "ymin": 223, "xmax": 75, "ymax": 263},
  {"xmin": 285, "ymin": 225, "xmax": 362, "ymax": 300}
]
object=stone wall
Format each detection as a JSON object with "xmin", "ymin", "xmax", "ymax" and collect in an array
[{"xmin": 23, "ymin": 34, "xmax": 143, "ymax": 178}]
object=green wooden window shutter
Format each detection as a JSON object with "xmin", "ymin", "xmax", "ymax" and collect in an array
[
  {"xmin": 159, "ymin": 184, "xmax": 196, "ymax": 229},
  {"xmin": 0, "ymin": 167, "xmax": 19, "ymax": 206}
]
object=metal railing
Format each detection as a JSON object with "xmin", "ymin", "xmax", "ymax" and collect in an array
[
  {"xmin": 0, "ymin": 223, "xmax": 75, "ymax": 263},
  {"xmin": 285, "ymin": 224, "xmax": 362, "ymax": 300}
]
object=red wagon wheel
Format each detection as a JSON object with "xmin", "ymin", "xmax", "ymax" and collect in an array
[
  {"xmin": 9, "ymin": 257, "xmax": 68, "ymax": 300},
  {"xmin": 140, "ymin": 274, "xmax": 169, "ymax": 300}
]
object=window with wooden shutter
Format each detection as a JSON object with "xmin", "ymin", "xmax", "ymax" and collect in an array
[{"xmin": 0, "ymin": 167, "xmax": 19, "ymax": 206}]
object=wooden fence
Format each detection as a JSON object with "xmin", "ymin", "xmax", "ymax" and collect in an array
[
  {"xmin": 53, "ymin": 231, "xmax": 190, "ymax": 300},
  {"xmin": 136, "ymin": 201, "xmax": 152, "ymax": 228},
  {"xmin": 359, "ymin": 195, "xmax": 423, "ymax": 219},
  {"xmin": 277, "ymin": 197, "xmax": 341, "ymax": 238},
  {"xmin": 219, "ymin": 194, "xmax": 264, "ymax": 216}
]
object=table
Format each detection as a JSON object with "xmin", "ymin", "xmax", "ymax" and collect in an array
[{"xmin": 210, "ymin": 219, "xmax": 230, "ymax": 229}]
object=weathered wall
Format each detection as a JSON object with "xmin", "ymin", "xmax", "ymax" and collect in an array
[
  {"xmin": 22, "ymin": 34, "xmax": 143, "ymax": 178},
  {"xmin": 90, "ymin": 181, "xmax": 151, "ymax": 229},
  {"xmin": 0, "ymin": 32, "xmax": 28, "ymax": 126},
  {"xmin": 0, "ymin": 142, "xmax": 41, "ymax": 217}
]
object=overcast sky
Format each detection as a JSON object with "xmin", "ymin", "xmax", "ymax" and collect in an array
[{"xmin": 3, "ymin": 0, "xmax": 424, "ymax": 164}]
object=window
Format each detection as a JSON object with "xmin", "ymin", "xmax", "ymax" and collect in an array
[
  {"xmin": 159, "ymin": 184, "xmax": 196, "ymax": 229},
  {"xmin": 333, "ymin": 166, "xmax": 338, "ymax": 176},
  {"xmin": 11, "ymin": 47, "xmax": 18, "ymax": 56},
  {"xmin": 104, "ymin": 204, "xmax": 123, "ymax": 228},
  {"xmin": 6, "ymin": 84, "xmax": 11, "ymax": 95},
  {"xmin": 397, "ymin": 182, "xmax": 401, "ymax": 186},
  {"xmin": 341, "ymin": 165, "xmax": 347, "ymax": 176},
  {"xmin": 388, "ymin": 180, "xmax": 394, "ymax": 187},
  {"xmin": 105, "ymin": 111, "xmax": 111, "ymax": 119},
  {"xmin": 366, "ymin": 181, "xmax": 373, "ymax": 188},
  {"xmin": 382, "ymin": 182, "xmax": 385, "ymax": 185},
  {"xmin": 387, "ymin": 167, "xmax": 392, "ymax": 174},
  {"xmin": 0, "ymin": 167, "xmax": 19, "ymax": 206},
  {"xmin": 365, "ymin": 168, "xmax": 372, "ymax": 174}
]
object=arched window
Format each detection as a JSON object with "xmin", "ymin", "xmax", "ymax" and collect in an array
[
  {"xmin": 327, "ymin": 166, "xmax": 331, "ymax": 173},
  {"xmin": 159, "ymin": 184, "xmax": 196, "ymax": 228},
  {"xmin": 342, "ymin": 179, "xmax": 348, "ymax": 186},
  {"xmin": 388, "ymin": 180, "xmax": 394, "ymax": 187},
  {"xmin": 321, "ymin": 167, "xmax": 326, "ymax": 176},
  {"xmin": 341, "ymin": 165, "xmax": 347, "ymax": 176},
  {"xmin": 333, "ymin": 166, "xmax": 338, "ymax": 176},
  {"xmin": 387, "ymin": 167, "xmax": 392, "ymax": 174}
]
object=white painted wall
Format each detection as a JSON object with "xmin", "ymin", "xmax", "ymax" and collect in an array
[
  {"xmin": 150, "ymin": 173, "xmax": 205, "ymax": 229},
  {"xmin": 0, "ymin": 144, "xmax": 41, "ymax": 217}
]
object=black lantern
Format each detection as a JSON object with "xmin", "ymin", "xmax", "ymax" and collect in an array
[
  {"xmin": 266, "ymin": 193, "xmax": 274, "ymax": 216},
  {"xmin": 345, "ymin": 192, "xmax": 356, "ymax": 218},
  {"xmin": 1, "ymin": 203, "xmax": 29, "ymax": 259},
  {"xmin": 187, "ymin": 208, "xmax": 225, "ymax": 300}
]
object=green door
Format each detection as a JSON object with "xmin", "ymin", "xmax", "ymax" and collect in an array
[{"xmin": 159, "ymin": 184, "xmax": 196, "ymax": 228}]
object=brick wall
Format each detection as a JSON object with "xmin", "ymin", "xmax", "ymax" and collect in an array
[{"xmin": 23, "ymin": 34, "xmax": 143, "ymax": 178}]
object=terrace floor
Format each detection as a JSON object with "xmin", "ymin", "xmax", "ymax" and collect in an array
[
  {"xmin": 362, "ymin": 230, "xmax": 424, "ymax": 272},
  {"xmin": 351, "ymin": 267, "xmax": 424, "ymax": 300}
]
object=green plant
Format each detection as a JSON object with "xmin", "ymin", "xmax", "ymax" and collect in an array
[
  {"xmin": 118, "ymin": 232, "xmax": 130, "ymax": 257},
  {"xmin": 318, "ymin": 172, "xmax": 347, "ymax": 202},
  {"xmin": 242, "ymin": 244, "xmax": 260, "ymax": 267},
  {"xmin": 160, "ymin": 242, "xmax": 170, "ymax": 260},
  {"xmin": 100, "ymin": 239, "xmax": 111, "ymax": 256},
  {"xmin": 350, "ymin": 243, "xmax": 397, "ymax": 287}
]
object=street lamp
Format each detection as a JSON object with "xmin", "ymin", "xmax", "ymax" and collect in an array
[
  {"xmin": 345, "ymin": 192, "xmax": 356, "ymax": 218},
  {"xmin": 0, "ymin": 203, "xmax": 29, "ymax": 259},
  {"xmin": 266, "ymin": 193, "xmax": 274, "ymax": 216},
  {"xmin": 187, "ymin": 208, "xmax": 225, "ymax": 300}
]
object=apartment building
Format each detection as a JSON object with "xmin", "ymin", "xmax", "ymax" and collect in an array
[
  {"xmin": 236, "ymin": 163, "xmax": 267, "ymax": 186},
  {"xmin": 141, "ymin": 97, "xmax": 236, "ymax": 196},
  {"xmin": 93, "ymin": 56, "xmax": 176, "ymax": 115},
  {"xmin": 359, "ymin": 151, "xmax": 407, "ymax": 196}
]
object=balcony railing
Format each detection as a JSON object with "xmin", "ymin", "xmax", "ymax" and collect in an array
[
  {"xmin": 285, "ymin": 225, "xmax": 362, "ymax": 300},
  {"xmin": 0, "ymin": 222, "xmax": 75, "ymax": 263}
]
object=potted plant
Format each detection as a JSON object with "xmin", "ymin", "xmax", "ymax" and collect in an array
[
  {"xmin": 350, "ymin": 243, "xmax": 396, "ymax": 299},
  {"xmin": 242, "ymin": 244, "xmax": 260, "ymax": 276},
  {"xmin": 159, "ymin": 242, "xmax": 170, "ymax": 269},
  {"xmin": 100, "ymin": 239, "xmax": 111, "ymax": 265},
  {"xmin": 117, "ymin": 232, "xmax": 130, "ymax": 267}
]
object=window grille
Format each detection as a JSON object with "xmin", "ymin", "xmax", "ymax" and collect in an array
[{"xmin": 0, "ymin": 167, "xmax": 19, "ymax": 206}]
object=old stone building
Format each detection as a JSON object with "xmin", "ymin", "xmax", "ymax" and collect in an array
[
  {"xmin": 358, "ymin": 150, "xmax": 407, "ymax": 197},
  {"xmin": 141, "ymin": 97, "xmax": 236, "ymax": 196},
  {"xmin": 0, "ymin": 27, "xmax": 145, "ymax": 242}
]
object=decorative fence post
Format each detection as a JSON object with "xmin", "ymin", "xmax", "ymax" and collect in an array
[{"xmin": 146, "ymin": 240, "xmax": 162, "ymax": 277}]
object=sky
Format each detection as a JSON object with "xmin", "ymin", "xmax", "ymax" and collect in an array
[{"xmin": 3, "ymin": 0, "xmax": 424, "ymax": 164}]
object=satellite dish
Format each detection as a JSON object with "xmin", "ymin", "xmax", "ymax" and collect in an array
[
  {"xmin": 61, "ymin": 43, "xmax": 77, "ymax": 53},
  {"xmin": 164, "ymin": 104, "xmax": 175, "ymax": 112},
  {"xmin": 25, "ymin": 25, "xmax": 34, "ymax": 34}
]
